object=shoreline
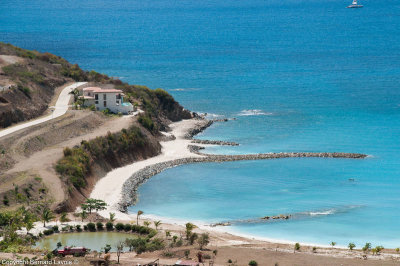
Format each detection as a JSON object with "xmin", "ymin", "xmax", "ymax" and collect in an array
[{"xmin": 89, "ymin": 117, "xmax": 384, "ymax": 259}]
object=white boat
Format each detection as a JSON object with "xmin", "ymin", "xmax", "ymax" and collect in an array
[{"xmin": 347, "ymin": 0, "xmax": 363, "ymax": 8}]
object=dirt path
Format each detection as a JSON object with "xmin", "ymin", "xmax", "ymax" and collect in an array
[{"xmin": 4, "ymin": 113, "xmax": 135, "ymax": 206}]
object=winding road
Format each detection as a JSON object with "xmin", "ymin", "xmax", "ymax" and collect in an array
[{"xmin": 0, "ymin": 82, "xmax": 87, "ymax": 139}]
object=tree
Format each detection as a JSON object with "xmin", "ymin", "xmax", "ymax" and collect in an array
[
  {"xmin": 80, "ymin": 210, "xmax": 88, "ymax": 222},
  {"xmin": 348, "ymin": 242, "xmax": 356, "ymax": 251},
  {"xmin": 154, "ymin": 220, "xmax": 161, "ymax": 230},
  {"xmin": 60, "ymin": 212, "xmax": 70, "ymax": 223},
  {"xmin": 189, "ymin": 233, "xmax": 198, "ymax": 245},
  {"xmin": 362, "ymin": 242, "xmax": 371, "ymax": 253},
  {"xmin": 197, "ymin": 233, "xmax": 209, "ymax": 250},
  {"xmin": 185, "ymin": 223, "xmax": 196, "ymax": 239},
  {"xmin": 41, "ymin": 208, "xmax": 55, "ymax": 227},
  {"xmin": 294, "ymin": 243, "xmax": 300, "ymax": 252},
  {"xmin": 137, "ymin": 210, "xmax": 143, "ymax": 225},
  {"xmin": 374, "ymin": 245, "xmax": 384, "ymax": 255},
  {"xmin": 25, "ymin": 220, "xmax": 34, "ymax": 235},
  {"xmin": 81, "ymin": 198, "xmax": 107, "ymax": 214},
  {"xmin": 116, "ymin": 241, "xmax": 124, "ymax": 264},
  {"xmin": 57, "ymin": 242, "xmax": 62, "ymax": 249},
  {"xmin": 165, "ymin": 231, "xmax": 171, "ymax": 238},
  {"xmin": 143, "ymin": 221, "xmax": 150, "ymax": 227},
  {"xmin": 330, "ymin": 242, "xmax": 336, "ymax": 247},
  {"xmin": 104, "ymin": 244, "xmax": 112, "ymax": 254},
  {"xmin": 109, "ymin": 212, "xmax": 116, "ymax": 223}
]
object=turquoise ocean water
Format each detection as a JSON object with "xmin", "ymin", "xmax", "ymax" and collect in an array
[{"xmin": 1, "ymin": 0, "xmax": 400, "ymax": 247}]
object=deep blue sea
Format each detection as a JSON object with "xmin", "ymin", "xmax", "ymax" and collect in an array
[{"xmin": 2, "ymin": 0, "xmax": 400, "ymax": 248}]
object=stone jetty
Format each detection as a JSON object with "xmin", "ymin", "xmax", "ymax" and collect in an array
[{"xmin": 191, "ymin": 139, "xmax": 239, "ymax": 146}]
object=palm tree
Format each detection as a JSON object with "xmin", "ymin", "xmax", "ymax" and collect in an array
[
  {"xmin": 26, "ymin": 221, "xmax": 34, "ymax": 235},
  {"xmin": 109, "ymin": 212, "xmax": 116, "ymax": 223},
  {"xmin": 60, "ymin": 212, "xmax": 70, "ymax": 223},
  {"xmin": 137, "ymin": 210, "xmax": 143, "ymax": 225},
  {"xmin": 80, "ymin": 210, "xmax": 88, "ymax": 222},
  {"xmin": 185, "ymin": 223, "xmax": 196, "ymax": 240},
  {"xmin": 143, "ymin": 221, "xmax": 150, "ymax": 227},
  {"xmin": 154, "ymin": 220, "xmax": 161, "ymax": 230},
  {"xmin": 41, "ymin": 208, "xmax": 55, "ymax": 227}
]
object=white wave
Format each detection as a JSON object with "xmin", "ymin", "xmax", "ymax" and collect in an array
[
  {"xmin": 309, "ymin": 210, "xmax": 335, "ymax": 216},
  {"xmin": 238, "ymin": 109, "xmax": 273, "ymax": 116},
  {"xmin": 169, "ymin": 88, "xmax": 201, "ymax": 91}
]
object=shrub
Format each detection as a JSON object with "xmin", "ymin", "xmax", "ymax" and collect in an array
[
  {"xmin": 348, "ymin": 242, "xmax": 356, "ymax": 250},
  {"xmin": 115, "ymin": 223, "xmax": 124, "ymax": 231},
  {"xmin": 83, "ymin": 225, "xmax": 88, "ymax": 231},
  {"xmin": 96, "ymin": 222, "xmax": 104, "ymax": 231},
  {"xmin": 52, "ymin": 226, "xmax": 59, "ymax": 233},
  {"xmin": 56, "ymin": 126, "xmax": 147, "ymax": 189},
  {"xmin": 138, "ymin": 115, "xmax": 155, "ymax": 132},
  {"xmin": 249, "ymin": 260, "xmax": 258, "ymax": 266},
  {"xmin": 124, "ymin": 224, "xmax": 132, "ymax": 232},
  {"xmin": 43, "ymin": 229, "xmax": 54, "ymax": 236},
  {"xmin": 294, "ymin": 243, "xmax": 300, "ymax": 251},
  {"xmin": 87, "ymin": 223, "xmax": 96, "ymax": 232},
  {"xmin": 147, "ymin": 229, "xmax": 157, "ymax": 238},
  {"xmin": 203, "ymin": 254, "xmax": 211, "ymax": 259},
  {"xmin": 76, "ymin": 225, "xmax": 82, "ymax": 232},
  {"xmin": 106, "ymin": 222, "xmax": 114, "ymax": 231}
]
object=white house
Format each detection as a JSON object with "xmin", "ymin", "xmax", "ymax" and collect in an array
[{"xmin": 80, "ymin": 87, "xmax": 134, "ymax": 114}]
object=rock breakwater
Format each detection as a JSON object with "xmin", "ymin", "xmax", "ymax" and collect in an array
[
  {"xmin": 118, "ymin": 150, "xmax": 367, "ymax": 212},
  {"xmin": 191, "ymin": 139, "xmax": 239, "ymax": 146}
]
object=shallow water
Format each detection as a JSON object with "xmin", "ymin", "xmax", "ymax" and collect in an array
[
  {"xmin": 34, "ymin": 232, "xmax": 133, "ymax": 252},
  {"xmin": 2, "ymin": 0, "xmax": 400, "ymax": 248}
]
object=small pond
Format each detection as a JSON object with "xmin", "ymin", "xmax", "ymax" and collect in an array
[{"xmin": 34, "ymin": 232, "xmax": 135, "ymax": 252}]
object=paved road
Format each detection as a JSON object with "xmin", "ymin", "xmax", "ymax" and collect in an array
[{"xmin": 0, "ymin": 82, "xmax": 87, "ymax": 138}]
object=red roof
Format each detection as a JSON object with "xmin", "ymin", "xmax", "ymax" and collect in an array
[{"xmin": 83, "ymin": 87, "xmax": 123, "ymax": 93}]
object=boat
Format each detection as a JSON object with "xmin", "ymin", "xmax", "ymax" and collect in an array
[{"xmin": 347, "ymin": 0, "xmax": 363, "ymax": 8}]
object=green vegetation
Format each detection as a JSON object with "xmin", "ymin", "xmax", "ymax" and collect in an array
[
  {"xmin": 56, "ymin": 126, "xmax": 148, "ymax": 189},
  {"xmin": 81, "ymin": 198, "xmax": 107, "ymax": 214},
  {"xmin": 138, "ymin": 114, "xmax": 156, "ymax": 132},
  {"xmin": 294, "ymin": 242, "xmax": 300, "ymax": 252},
  {"xmin": 197, "ymin": 233, "xmax": 209, "ymax": 250},
  {"xmin": 96, "ymin": 222, "xmax": 104, "ymax": 231},
  {"xmin": 137, "ymin": 210, "xmax": 143, "ymax": 225},
  {"xmin": 0, "ymin": 206, "xmax": 38, "ymax": 252},
  {"xmin": 249, "ymin": 261, "xmax": 258, "ymax": 266},
  {"xmin": 41, "ymin": 208, "xmax": 55, "ymax": 227},
  {"xmin": 362, "ymin": 242, "xmax": 371, "ymax": 253},
  {"xmin": 348, "ymin": 242, "xmax": 356, "ymax": 251},
  {"xmin": 185, "ymin": 222, "xmax": 196, "ymax": 240},
  {"xmin": 124, "ymin": 237, "xmax": 164, "ymax": 254}
]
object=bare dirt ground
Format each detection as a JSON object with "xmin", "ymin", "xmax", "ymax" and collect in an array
[{"xmin": 0, "ymin": 110, "xmax": 135, "ymax": 208}]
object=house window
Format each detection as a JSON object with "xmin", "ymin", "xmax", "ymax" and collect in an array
[
  {"xmin": 95, "ymin": 94, "xmax": 98, "ymax": 100},
  {"xmin": 103, "ymin": 94, "xmax": 107, "ymax": 100},
  {"xmin": 116, "ymin": 94, "xmax": 121, "ymax": 100},
  {"xmin": 116, "ymin": 100, "xmax": 120, "ymax": 105},
  {"xmin": 104, "ymin": 101, "xmax": 107, "ymax": 107}
]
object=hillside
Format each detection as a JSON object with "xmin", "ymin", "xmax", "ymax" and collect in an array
[
  {"xmin": 0, "ymin": 42, "xmax": 192, "ymax": 129},
  {"xmin": 0, "ymin": 43, "xmax": 195, "ymax": 212}
]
